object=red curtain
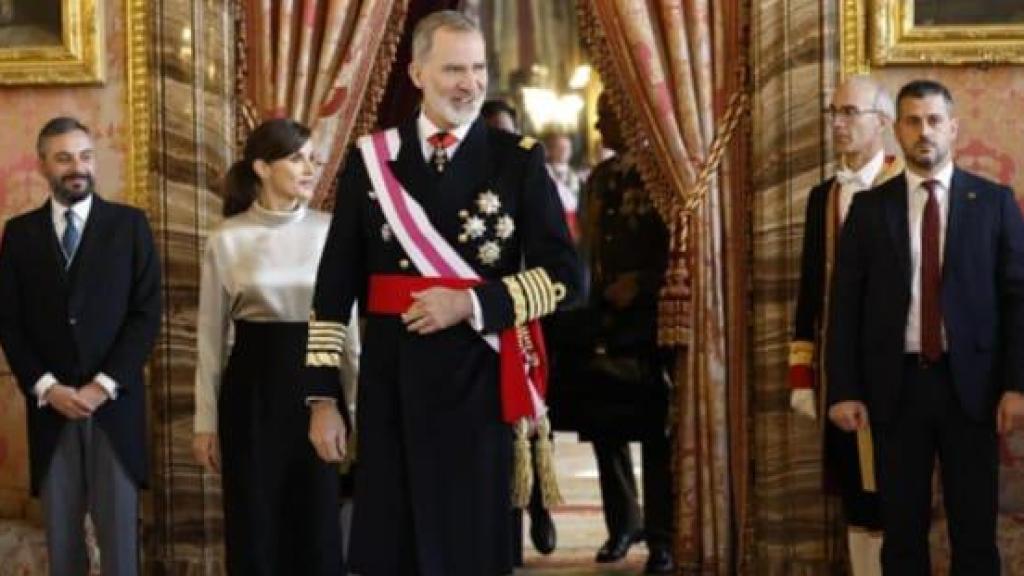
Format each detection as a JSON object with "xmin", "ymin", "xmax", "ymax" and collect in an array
[
  {"xmin": 239, "ymin": 0, "xmax": 410, "ymax": 202},
  {"xmin": 580, "ymin": 0, "xmax": 749, "ymax": 571}
]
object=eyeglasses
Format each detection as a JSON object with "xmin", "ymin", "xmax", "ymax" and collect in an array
[{"xmin": 824, "ymin": 105, "xmax": 883, "ymax": 121}]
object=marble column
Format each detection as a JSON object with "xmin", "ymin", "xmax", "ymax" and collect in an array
[
  {"xmin": 749, "ymin": 0, "xmax": 844, "ymax": 573},
  {"xmin": 145, "ymin": 0, "xmax": 235, "ymax": 573}
]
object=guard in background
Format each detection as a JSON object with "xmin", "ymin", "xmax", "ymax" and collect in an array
[{"xmin": 789, "ymin": 76, "xmax": 902, "ymax": 576}]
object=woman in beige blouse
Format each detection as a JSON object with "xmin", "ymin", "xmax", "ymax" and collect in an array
[{"xmin": 192, "ymin": 119, "xmax": 347, "ymax": 575}]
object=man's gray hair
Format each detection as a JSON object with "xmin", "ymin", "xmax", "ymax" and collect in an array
[
  {"xmin": 844, "ymin": 75, "xmax": 895, "ymax": 121},
  {"xmin": 411, "ymin": 10, "xmax": 480, "ymax": 62}
]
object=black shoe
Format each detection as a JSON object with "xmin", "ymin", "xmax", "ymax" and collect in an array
[
  {"xmin": 595, "ymin": 530, "xmax": 643, "ymax": 563},
  {"xmin": 529, "ymin": 508, "xmax": 557, "ymax": 555},
  {"xmin": 644, "ymin": 547, "xmax": 675, "ymax": 574}
]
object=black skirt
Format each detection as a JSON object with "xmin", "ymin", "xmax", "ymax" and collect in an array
[{"xmin": 218, "ymin": 320, "xmax": 343, "ymax": 576}]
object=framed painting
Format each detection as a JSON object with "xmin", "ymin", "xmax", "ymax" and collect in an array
[
  {"xmin": 0, "ymin": 0, "xmax": 104, "ymax": 85},
  {"xmin": 841, "ymin": 0, "xmax": 1024, "ymax": 74}
]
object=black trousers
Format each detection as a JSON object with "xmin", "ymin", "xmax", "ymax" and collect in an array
[
  {"xmin": 873, "ymin": 355, "xmax": 999, "ymax": 576},
  {"xmin": 219, "ymin": 321, "xmax": 343, "ymax": 576},
  {"xmin": 593, "ymin": 434, "xmax": 672, "ymax": 549}
]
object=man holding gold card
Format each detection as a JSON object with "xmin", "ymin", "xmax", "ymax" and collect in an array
[
  {"xmin": 828, "ymin": 79, "xmax": 1024, "ymax": 575},
  {"xmin": 790, "ymin": 75, "xmax": 900, "ymax": 576}
]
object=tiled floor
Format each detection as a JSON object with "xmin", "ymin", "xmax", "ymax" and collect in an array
[{"xmin": 516, "ymin": 433, "xmax": 649, "ymax": 575}]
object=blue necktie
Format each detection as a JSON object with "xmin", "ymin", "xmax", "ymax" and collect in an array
[{"xmin": 62, "ymin": 209, "xmax": 80, "ymax": 265}]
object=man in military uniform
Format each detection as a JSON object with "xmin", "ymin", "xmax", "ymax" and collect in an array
[
  {"xmin": 574, "ymin": 92, "xmax": 673, "ymax": 574},
  {"xmin": 789, "ymin": 75, "xmax": 902, "ymax": 576},
  {"xmin": 303, "ymin": 11, "xmax": 579, "ymax": 576}
]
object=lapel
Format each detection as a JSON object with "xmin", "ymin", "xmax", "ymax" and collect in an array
[
  {"xmin": 387, "ymin": 117, "xmax": 437, "ymax": 210},
  {"xmin": 943, "ymin": 167, "xmax": 969, "ymax": 280},
  {"xmin": 30, "ymin": 200, "xmax": 69, "ymax": 287},
  {"xmin": 383, "ymin": 117, "xmax": 493, "ymax": 242},
  {"xmin": 437, "ymin": 119, "xmax": 492, "ymax": 225},
  {"xmin": 884, "ymin": 173, "xmax": 911, "ymax": 287}
]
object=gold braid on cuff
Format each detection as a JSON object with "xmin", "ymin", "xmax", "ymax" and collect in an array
[
  {"xmin": 306, "ymin": 315, "xmax": 348, "ymax": 368},
  {"xmin": 501, "ymin": 268, "xmax": 567, "ymax": 326},
  {"xmin": 789, "ymin": 340, "xmax": 815, "ymax": 367}
]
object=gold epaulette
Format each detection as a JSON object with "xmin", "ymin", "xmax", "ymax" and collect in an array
[
  {"xmin": 519, "ymin": 136, "xmax": 537, "ymax": 150},
  {"xmin": 306, "ymin": 312, "xmax": 348, "ymax": 368},
  {"xmin": 501, "ymin": 268, "xmax": 567, "ymax": 326},
  {"xmin": 788, "ymin": 340, "xmax": 815, "ymax": 367},
  {"xmin": 875, "ymin": 154, "xmax": 904, "ymax": 185}
]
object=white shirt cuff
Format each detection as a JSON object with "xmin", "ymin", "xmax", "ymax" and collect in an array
[
  {"xmin": 33, "ymin": 373, "xmax": 58, "ymax": 407},
  {"xmin": 193, "ymin": 413, "xmax": 217, "ymax": 434},
  {"xmin": 467, "ymin": 289, "xmax": 483, "ymax": 331},
  {"xmin": 94, "ymin": 373, "xmax": 118, "ymax": 400},
  {"xmin": 306, "ymin": 396, "xmax": 337, "ymax": 407}
]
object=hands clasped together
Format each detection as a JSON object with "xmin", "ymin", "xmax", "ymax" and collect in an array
[{"xmin": 45, "ymin": 381, "xmax": 110, "ymax": 420}]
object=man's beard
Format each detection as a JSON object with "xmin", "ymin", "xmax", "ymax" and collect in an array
[
  {"xmin": 430, "ymin": 93, "xmax": 483, "ymax": 127},
  {"xmin": 50, "ymin": 173, "xmax": 95, "ymax": 205},
  {"xmin": 908, "ymin": 139, "xmax": 948, "ymax": 171}
]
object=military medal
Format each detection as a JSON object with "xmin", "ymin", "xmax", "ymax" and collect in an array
[
  {"xmin": 462, "ymin": 215, "xmax": 487, "ymax": 240},
  {"xmin": 478, "ymin": 241, "xmax": 501, "ymax": 266},
  {"xmin": 495, "ymin": 215, "xmax": 515, "ymax": 240},
  {"xmin": 476, "ymin": 191, "xmax": 501, "ymax": 215}
]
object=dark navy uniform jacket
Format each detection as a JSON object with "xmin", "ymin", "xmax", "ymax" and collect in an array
[{"xmin": 306, "ymin": 116, "xmax": 580, "ymax": 576}]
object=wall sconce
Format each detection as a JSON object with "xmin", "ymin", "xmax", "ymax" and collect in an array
[
  {"xmin": 521, "ymin": 87, "xmax": 585, "ymax": 131},
  {"xmin": 568, "ymin": 65, "xmax": 592, "ymax": 90}
]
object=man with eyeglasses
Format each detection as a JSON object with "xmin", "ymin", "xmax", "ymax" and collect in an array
[
  {"xmin": 828, "ymin": 79, "xmax": 1024, "ymax": 575},
  {"xmin": 789, "ymin": 75, "xmax": 901, "ymax": 576}
]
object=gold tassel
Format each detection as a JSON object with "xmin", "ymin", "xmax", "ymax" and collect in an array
[
  {"xmin": 533, "ymin": 415, "xmax": 564, "ymax": 509},
  {"xmin": 857, "ymin": 426, "xmax": 877, "ymax": 493},
  {"xmin": 512, "ymin": 418, "xmax": 532, "ymax": 509}
]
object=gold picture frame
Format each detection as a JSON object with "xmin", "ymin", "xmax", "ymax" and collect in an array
[
  {"xmin": 841, "ymin": 0, "xmax": 1024, "ymax": 75},
  {"xmin": 124, "ymin": 0, "xmax": 149, "ymax": 211},
  {"xmin": 0, "ymin": 0, "xmax": 104, "ymax": 85}
]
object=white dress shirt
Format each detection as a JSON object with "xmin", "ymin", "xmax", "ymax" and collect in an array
[
  {"xmin": 417, "ymin": 113, "xmax": 472, "ymax": 162},
  {"xmin": 904, "ymin": 162, "xmax": 954, "ymax": 353},
  {"xmin": 546, "ymin": 163, "xmax": 581, "ymax": 213},
  {"xmin": 35, "ymin": 194, "xmax": 118, "ymax": 405},
  {"xmin": 836, "ymin": 150, "xmax": 884, "ymax": 223}
]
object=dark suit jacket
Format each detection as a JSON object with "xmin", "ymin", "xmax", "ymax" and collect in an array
[
  {"xmin": 0, "ymin": 195, "xmax": 161, "ymax": 495},
  {"xmin": 827, "ymin": 168, "xmax": 1024, "ymax": 423}
]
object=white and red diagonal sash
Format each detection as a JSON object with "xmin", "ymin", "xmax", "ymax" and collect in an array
[{"xmin": 358, "ymin": 129, "xmax": 546, "ymax": 422}]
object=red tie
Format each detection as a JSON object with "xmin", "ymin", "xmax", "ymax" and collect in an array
[
  {"xmin": 427, "ymin": 132, "xmax": 458, "ymax": 173},
  {"xmin": 921, "ymin": 179, "xmax": 943, "ymax": 361}
]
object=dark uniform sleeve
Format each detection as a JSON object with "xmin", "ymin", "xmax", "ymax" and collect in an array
[
  {"xmin": 305, "ymin": 150, "xmax": 367, "ymax": 401},
  {"xmin": 789, "ymin": 184, "xmax": 828, "ymax": 389},
  {"xmin": 471, "ymin": 141, "xmax": 582, "ymax": 332},
  {"xmin": 0, "ymin": 220, "xmax": 47, "ymax": 396}
]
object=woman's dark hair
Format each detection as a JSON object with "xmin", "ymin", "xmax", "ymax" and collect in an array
[{"xmin": 223, "ymin": 118, "xmax": 311, "ymax": 217}]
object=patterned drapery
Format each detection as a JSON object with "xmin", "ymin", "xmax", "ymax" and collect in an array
[
  {"xmin": 580, "ymin": 0, "xmax": 747, "ymax": 572},
  {"xmin": 239, "ymin": 0, "xmax": 409, "ymax": 202}
]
